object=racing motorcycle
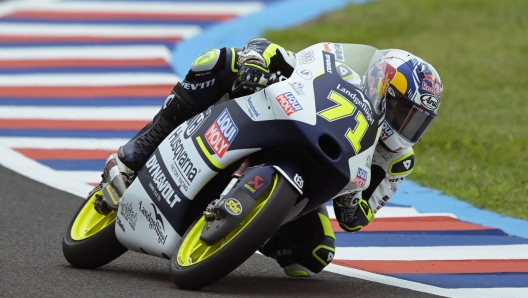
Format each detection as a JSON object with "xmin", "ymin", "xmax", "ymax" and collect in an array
[{"xmin": 62, "ymin": 43, "xmax": 386, "ymax": 290}]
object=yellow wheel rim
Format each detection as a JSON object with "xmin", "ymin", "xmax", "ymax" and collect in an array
[
  {"xmin": 177, "ymin": 174, "xmax": 279, "ymax": 267},
  {"xmin": 70, "ymin": 189, "xmax": 117, "ymax": 241}
]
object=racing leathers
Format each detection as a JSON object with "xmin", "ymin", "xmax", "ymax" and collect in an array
[{"xmin": 118, "ymin": 38, "xmax": 415, "ymax": 277}]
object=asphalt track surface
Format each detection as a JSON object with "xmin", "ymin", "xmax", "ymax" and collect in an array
[{"xmin": 0, "ymin": 164, "xmax": 443, "ymax": 298}]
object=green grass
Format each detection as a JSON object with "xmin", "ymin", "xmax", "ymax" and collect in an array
[{"xmin": 264, "ymin": 0, "xmax": 528, "ymax": 220}]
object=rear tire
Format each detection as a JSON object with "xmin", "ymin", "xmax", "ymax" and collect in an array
[
  {"xmin": 62, "ymin": 187, "xmax": 127, "ymax": 269},
  {"xmin": 169, "ymin": 174, "xmax": 299, "ymax": 290}
]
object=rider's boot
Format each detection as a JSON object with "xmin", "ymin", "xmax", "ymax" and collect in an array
[{"xmin": 118, "ymin": 83, "xmax": 203, "ymax": 172}]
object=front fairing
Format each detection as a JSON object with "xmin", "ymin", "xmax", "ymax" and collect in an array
[{"xmin": 255, "ymin": 43, "xmax": 383, "ymax": 209}]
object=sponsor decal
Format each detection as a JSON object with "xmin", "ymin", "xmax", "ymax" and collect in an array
[
  {"xmin": 340, "ymin": 204, "xmax": 358, "ymax": 222},
  {"xmin": 422, "ymin": 74, "xmax": 443, "ymax": 97},
  {"xmin": 368, "ymin": 61, "xmax": 397, "ymax": 97},
  {"xmin": 275, "ymin": 249, "xmax": 293, "ymax": 258},
  {"xmin": 296, "ymin": 68, "xmax": 312, "ymax": 80},
  {"xmin": 376, "ymin": 195, "xmax": 390, "ymax": 210},
  {"xmin": 421, "ymin": 81, "xmax": 441, "ymax": 97},
  {"xmin": 390, "ymin": 154, "xmax": 415, "ymax": 173},
  {"xmin": 388, "ymin": 177, "xmax": 404, "ymax": 183},
  {"xmin": 182, "ymin": 78, "xmax": 215, "ymax": 91},
  {"xmin": 337, "ymin": 64, "xmax": 354, "ymax": 80},
  {"xmin": 375, "ymin": 143, "xmax": 394, "ymax": 161},
  {"xmin": 145, "ymin": 154, "xmax": 182, "ymax": 208},
  {"xmin": 116, "ymin": 217, "xmax": 125, "ymax": 233},
  {"xmin": 380, "ymin": 122, "xmax": 395, "ymax": 141},
  {"xmin": 324, "ymin": 53, "xmax": 333, "ymax": 74},
  {"xmin": 336, "ymin": 54, "xmax": 345, "ymax": 62},
  {"xmin": 334, "ymin": 43, "xmax": 343, "ymax": 55},
  {"xmin": 387, "ymin": 86, "xmax": 396, "ymax": 97},
  {"xmin": 163, "ymin": 93, "xmax": 175, "ymax": 109},
  {"xmin": 169, "ymin": 128, "xmax": 201, "ymax": 193},
  {"xmin": 245, "ymin": 97, "xmax": 260, "ymax": 120},
  {"xmin": 139, "ymin": 201, "xmax": 168, "ymax": 245},
  {"xmin": 204, "ymin": 109, "xmax": 239, "ymax": 158},
  {"xmin": 323, "ymin": 43, "xmax": 332, "ymax": 52},
  {"xmin": 275, "ymin": 92, "xmax": 303, "ymax": 116},
  {"xmin": 294, "ymin": 174, "xmax": 304, "ymax": 188},
  {"xmin": 288, "ymin": 82, "xmax": 305, "ymax": 95},
  {"xmin": 301, "ymin": 50, "xmax": 315, "ymax": 64},
  {"xmin": 403, "ymin": 160, "xmax": 412, "ymax": 169},
  {"xmin": 184, "ymin": 108, "xmax": 212, "ymax": 139},
  {"xmin": 225, "ymin": 198, "xmax": 242, "ymax": 215},
  {"xmin": 244, "ymin": 175, "xmax": 266, "ymax": 194},
  {"xmin": 352, "ymin": 168, "xmax": 368, "ymax": 188},
  {"xmin": 120, "ymin": 201, "xmax": 137, "ymax": 231},
  {"xmin": 365, "ymin": 155, "xmax": 372, "ymax": 168},
  {"xmin": 336, "ymin": 83, "xmax": 375, "ymax": 125},
  {"xmin": 419, "ymin": 94, "xmax": 439, "ymax": 111}
]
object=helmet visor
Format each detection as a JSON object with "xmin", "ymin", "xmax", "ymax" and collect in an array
[{"xmin": 385, "ymin": 91, "xmax": 436, "ymax": 142}]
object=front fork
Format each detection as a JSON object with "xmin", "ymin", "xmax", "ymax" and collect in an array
[{"xmin": 94, "ymin": 154, "xmax": 134, "ymax": 215}]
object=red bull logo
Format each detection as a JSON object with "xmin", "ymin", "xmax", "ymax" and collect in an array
[
  {"xmin": 205, "ymin": 109, "xmax": 239, "ymax": 158},
  {"xmin": 422, "ymin": 73, "xmax": 442, "ymax": 97},
  {"xmin": 369, "ymin": 61, "xmax": 399, "ymax": 97}
]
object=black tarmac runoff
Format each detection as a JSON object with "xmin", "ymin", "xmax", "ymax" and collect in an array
[{"xmin": 0, "ymin": 164, "xmax": 443, "ymax": 298}]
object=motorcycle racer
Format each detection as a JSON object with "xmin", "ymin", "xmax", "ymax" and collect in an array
[{"xmin": 117, "ymin": 38, "xmax": 443, "ymax": 277}]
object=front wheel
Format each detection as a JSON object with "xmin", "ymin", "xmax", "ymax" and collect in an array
[
  {"xmin": 62, "ymin": 186, "xmax": 127, "ymax": 269},
  {"xmin": 169, "ymin": 173, "xmax": 299, "ymax": 290}
]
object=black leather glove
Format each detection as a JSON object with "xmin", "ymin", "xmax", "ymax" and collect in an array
[
  {"xmin": 234, "ymin": 59, "xmax": 270, "ymax": 92},
  {"xmin": 333, "ymin": 194, "xmax": 373, "ymax": 232}
]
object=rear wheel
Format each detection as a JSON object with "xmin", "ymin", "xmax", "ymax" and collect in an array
[
  {"xmin": 169, "ymin": 173, "xmax": 299, "ymax": 290},
  {"xmin": 62, "ymin": 186, "xmax": 127, "ymax": 269}
]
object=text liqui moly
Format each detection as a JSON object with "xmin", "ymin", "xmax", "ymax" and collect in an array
[
  {"xmin": 275, "ymin": 92, "xmax": 303, "ymax": 116},
  {"xmin": 204, "ymin": 109, "xmax": 239, "ymax": 158}
]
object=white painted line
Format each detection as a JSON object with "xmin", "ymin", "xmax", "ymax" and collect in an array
[
  {"xmin": 0, "ymin": 146, "xmax": 91, "ymax": 198},
  {"xmin": 334, "ymin": 245, "xmax": 528, "ymax": 260},
  {"xmin": 0, "ymin": 73, "xmax": 180, "ymax": 86},
  {"xmin": 0, "ymin": 106, "xmax": 159, "ymax": 120},
  {"xmin": 445, "ymin": 288, "xmax": 528, "ymax": 298},
  {"xmin": 325, "ymin": 264, "xmax": 492, "ymax": 298},
  {"xmin": 0, "ymin": 0, "xmax": 59, "ymax": 18},
  {"xmin": 0, "ymin": 45, "xmax": 173, "ymax": 61},
  {"xmin": 0, "ymin": 1, "xmax": 264, "ymax": 15},
  {"xmin": 3, "ymin": 137, "xmax": 127, "ymax": 150},
  {"xmin": 0, "ymin": 23, "xmax": 200, "ymax": 38},
  {"xmin": 326, "ymin": 205, "xmax": 456, "ymax": 219},
  {"xmin": 59, "ymin": 170, "xmax": 102, "ymax": 185}
]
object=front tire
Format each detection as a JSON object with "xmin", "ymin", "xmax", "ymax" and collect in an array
[
  {"xmin": 62, "ymin": 187, "xmax": 127, "ymax": 269},
  {"xmin": 169, "ymin": 173, "xmax": 299, "ymax": 290}
]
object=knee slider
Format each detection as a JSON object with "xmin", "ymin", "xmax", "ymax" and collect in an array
[{"xmin": 283, "ymin": 264, "xmax": 315, "ymax": 278}]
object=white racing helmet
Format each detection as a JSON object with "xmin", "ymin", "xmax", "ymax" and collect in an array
[{"xmin": 365, "ymin": 49, "xmax": 443, "ymax": 152}]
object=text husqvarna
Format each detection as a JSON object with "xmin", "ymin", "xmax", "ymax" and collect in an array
[{"xmin": 169, "ymin": 128, "xmax": 199, "ymax": 192}]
